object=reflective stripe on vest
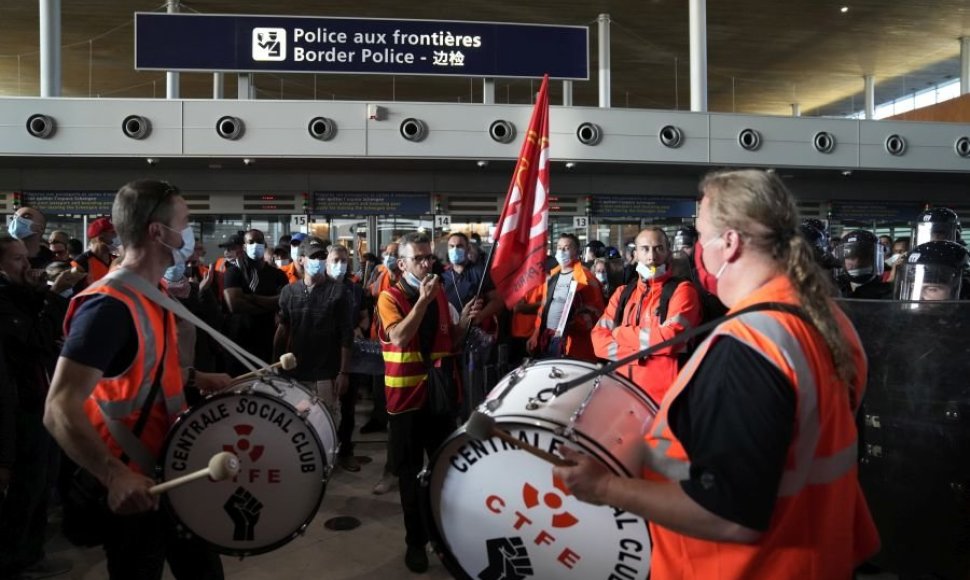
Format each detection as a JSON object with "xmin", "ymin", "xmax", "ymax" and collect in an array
[
  {"xmin": 68, "ymin": 276, "xmax": 185, "ymax": 474},
  {"xmin": 644, "ymin": 310, "xmax": 858, "ymax": 497},
  {"xmin": 378, "ymin": 285, "xmax": 452, "ymax": 414}
]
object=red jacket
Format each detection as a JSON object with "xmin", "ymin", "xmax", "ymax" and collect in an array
[{"xmin": 592, "ymin": 270, "xmax": 702, "ymax": 402}]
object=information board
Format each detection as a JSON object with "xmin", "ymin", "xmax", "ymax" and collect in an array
[
  {"xmin": 135, "ymin": 13, "xmax": 589, "ymax": 80},
  {"xmin": 22, "ymin": 191, "xmax": 114, "ymax": 215},
  {"xmin": 591, "ymin": 195, "xmax": 696, "ymax": 219},
  {"xmin": 313, "ymin": 192, "xmax": 430, "ymax": 215},
  {"xmin": 829, "ymin": 201, "xmax": 916, "ymax": 223}
]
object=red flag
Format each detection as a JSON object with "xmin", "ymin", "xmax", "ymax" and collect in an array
[{"xmin": 490, "ymin": 75, "xmax": 550, "ymax": 309}]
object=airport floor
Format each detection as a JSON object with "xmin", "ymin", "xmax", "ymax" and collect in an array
[{"xmin": 41, "ymin": 396, "xmax": 899, "ymax": 580}]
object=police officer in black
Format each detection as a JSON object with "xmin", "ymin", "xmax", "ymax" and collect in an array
[
  {"xmin": 836, "ymin": 230, "xmax": 892, "ymax": 299},
  {"xmin": 894, "ymin": 240, "xmax": 969, "ymax": 301}
]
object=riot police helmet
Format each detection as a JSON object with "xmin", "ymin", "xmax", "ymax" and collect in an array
[
  {"xmin": 672, "ymin": 226, "xmax": 699, "ymax": 254},
  {"xmin": 835, "ymin": 230, "xmax": 883, "ymax": 284},
  {"xmin": 913, "ymin": 207, "xmax": 961, "ymax": 246},
  {"xmin": 895, "ymin": 240, "xmax": 969, "ymax": 301}
]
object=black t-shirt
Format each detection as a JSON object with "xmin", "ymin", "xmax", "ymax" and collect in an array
[
  {"xmin": 668, "ymin": 336, "xmax": 796, "ymax": 531},
  {"xmin": 278, "ymin": 279, "xmax": 354, "ymax": 380},
  {"xmin": 223, "ymin": 258, "xmax": 287, "ymax": 297},
  {"xmin": 29, "ymin": 246, "xmax": 54, "ymax": 269},
  {"xmin": 61, "ymin": 295, "xmax": 137, "ymax": 377},
  {"xmin": 442, "ymin": 262, "xmax": 494, "ymax": 313}
]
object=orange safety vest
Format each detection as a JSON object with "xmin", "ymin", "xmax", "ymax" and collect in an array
[
  {"xmin": 213, "ymin": 257, "xmax": 229, "ymax": 301},
  {"xmin": 643, "ymin": 275, "xmax": 879, "ymax": 579},
  {"xmin": 592, "ymin": 271, "xmax": 702, "ymax": 402},
  {"xmin": 377, "ymin": 285, "xmax": 453, "ymax": 414},
  {"xmin": 279, "ymin": 262, "xmax": 300, "ymax": 284},
  {"xmin": 369, "ymin": 267, "xmax": 398, "ymax": 339},
  {"xmin": 65, "ymin": 275, "xmax": 185, "ymax": 475},
  {"xmin": 72, "ymin": 251, "xmax": 111, "ymax": 287},
  {"xmin": 533, "ymin": 264, "xmax": 605, "ymax": 361}
]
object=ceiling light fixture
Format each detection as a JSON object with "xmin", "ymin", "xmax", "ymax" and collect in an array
[
  {"xmin": 565, "ymin": 161, "xmax": 577, "ymax": 169},
  {"xmin": 840, "ymin": 6, "xmax": 849, "ymax": 13}
]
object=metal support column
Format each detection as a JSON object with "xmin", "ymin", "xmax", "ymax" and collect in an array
[
  {"xmin": 483, "ymin": 78, "xmax": 495, "ymax": 104},
  {"xmin": 689, "ymin": 0, "xmax": 708, "ymax": 112},
  {"xmin": 961, "ymin": 37, "xmax": 970, "ymax": 95},
  {"xmin": 238, "ymin": 74, "xmax": 253, "ymax": 100},
  {"xmin": 39, "ymin": 0, "xmax": 61, "ymax": 97},
  {"xmin": 791, "ymin": 103, "xmax": 801, "ymax": 117},
  {"xmin": 213, "ymin": 72, "xmax": 224, "ymax": 99},
  {"xmin": 166, "ymin": 0, "xmax": 180, "ymax": 99},
  {"xmin": 864, "ymin": 74, "xmax": 875, "ymax": 120},
  {"xmin": 563, "ymin": 80, "xmax": 573, "ymax": 106},
  {"xmin": 597, "ymin": 14, "xmax": 611, "ymax": 108}
]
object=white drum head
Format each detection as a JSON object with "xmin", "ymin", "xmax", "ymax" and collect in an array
[
  {"xmin": 427, "ymin": 425, "xmax": 651, "ymax": 579},
  {"xmin": 162, "ymin": 392, "xmax": 327, "ymax": 555}
]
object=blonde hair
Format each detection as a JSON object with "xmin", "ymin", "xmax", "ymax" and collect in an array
[{"xmin": 699, "ymin": 169, "xmax": 857, "ymax": 394}]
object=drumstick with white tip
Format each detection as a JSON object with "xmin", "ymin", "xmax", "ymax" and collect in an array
[
  {"xmin": 465, "ymin": 411, "xmax": 575, "ymax": 467},
  {"xmin": 149, "ymin": 452, "xmax": 240, "ymax": 495},
  {"xmin": 233, "ymin": 353, "xmax": 298, "ymax": 383}
]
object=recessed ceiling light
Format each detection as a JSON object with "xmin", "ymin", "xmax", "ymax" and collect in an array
[{"xmin": 840, "ymin": 6, "xmax": 849, "ymax": 13}]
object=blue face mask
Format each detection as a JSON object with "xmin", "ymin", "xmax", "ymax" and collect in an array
[
  {"xmin": 383, "ymin": 255, "xmax": 398, "ymax": 271},
  {"xmin": 448, "ymin": 247, "xmax": 466, "ymax": 265},
  {"xmin": 305, "ymin": 258, "xmax": 324, "ymax": 277},
  {"xmin": 328, "ymin": 261, "xmax": 347, "ymax": 279},
  {"xmin": 163, "ymin": 264, "xmax": 185, "ymax": 283},
  {"xmin": 245, "ymin": 243, "xmax": 266, "ymax": 261},
  {"xmin": 160, "ymin": 224, "xmax": 195, "ymax": 268},
  {"xmin": 404, "ymin": 271, "xmax": 422, "ymax": 288},
  {"xmin": 555, "ymin": 250, "xmax": 573, "ymax": 269},
  {"xmin": 8, "ymin": 216, "xmax": 36, "ymax": 240}
]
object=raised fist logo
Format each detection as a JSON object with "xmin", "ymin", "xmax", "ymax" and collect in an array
[
  {"xmin": 522, "ymin": 475, "xmax": 578, "ymax": 528},
  {"xmin": 223, "ymin": 486, "xmax": 263, "ymax": 541},
  {"xmin": 478, "ymin": 537, "xmax": 533, "ymax": 580},
  {"xmin": 223, "ymin": 424, "xmax": 265, "ymax": 462}
]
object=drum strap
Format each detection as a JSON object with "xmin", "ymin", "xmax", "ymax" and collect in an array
[
  {"xmin": 102, "ymin": 269, "xmax": 268, "ymax": 372},
  {"xmin": 551, "ymin": 301, "xmax": 815, "ymax": 398}
]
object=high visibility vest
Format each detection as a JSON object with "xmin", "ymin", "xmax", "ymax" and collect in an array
[
  {"xmin": 72, "ymin": 251, "xmax": 111, "ymax": 287},
  {"xmin": 369, "ymin": 268, "xmax": 397, "ymax": 339},
  {"xmin": 510, "ymin": 284, "xmax": 543, "ymax": 338},
  {"xmin": 280, "ymin": 262, "xmax": 300, "ymax": 284},
  {"xmin": 643, "ymin": 275, "xmax": 879, "ymax": 579},
  {"xmin": 213, "ymin": 257, "xmax": 229, "ymax": 301},
  {"xmin": 65, "ymin": 276, "xmax": 186, "ymax": 475},
  {"xmin": 377, "ymin": 285, "xmax": 453, "ymax": 414}
]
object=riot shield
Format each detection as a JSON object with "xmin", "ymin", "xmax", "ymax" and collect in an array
[{"xmin": 839, "ymin": 299, "xmax": 970, "ymax": 579}]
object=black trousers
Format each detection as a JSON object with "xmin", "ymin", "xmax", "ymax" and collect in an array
[
  {"xmin": 337, "ymin": 377, "xmax": 363, "ymax": 458},
  {"xmin": 387, "ymin": 407, "xmax": 455, "ymax": 548},
  {"xmin": 0, "ymin": 412, "xmax": 57, "ymax": 577},
  {"xmin": 103, "ymin": 510, "xmax": 223, "ymax": 580}
]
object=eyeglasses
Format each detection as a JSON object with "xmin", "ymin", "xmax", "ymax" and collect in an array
[{"xmin": 404, "ymin": 254, "xmax": 436, "ymax": 264}]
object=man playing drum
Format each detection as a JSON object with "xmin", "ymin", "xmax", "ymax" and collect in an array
[
  {"xmin": 44, "ymin": 180, "xmax": 231, "ymax": 579},
  {"xmin": 555, "ymin": 169, "xmax": 879, "ymax": 578}
]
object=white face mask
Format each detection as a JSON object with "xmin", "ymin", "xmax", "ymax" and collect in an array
[
  {"xmin": 328, "ymin": 261, "xmax": 347, "ymax": 279},
  {"xmin": 555, "ymin": 250, "xmax": 574, "ymax": 269},
  {"xmin": 245, "ymin": 242, "xmax": 266, "ymax": 260},
  {"xmin": 275, "ymin": 258, "xmax": 291, "ymax": 268},
  {"xmin": 636, "ymin": 262, "xmax": 666, "ymax": 280}
]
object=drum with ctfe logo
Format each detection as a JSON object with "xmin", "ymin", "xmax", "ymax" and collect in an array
[
  {"xmin": 420, "ymin": 358, "xmax": 658, "ymax": 579},
  {"xmin": 160, "ymin": 375, "xmax": 337, "ymax": 556}
]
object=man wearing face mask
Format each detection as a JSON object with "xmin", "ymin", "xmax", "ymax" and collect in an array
[
  {"xmin": 592, "ymin": 227, "xmax": 702, "ymax": 402},
  {"xmin": 0, "ymin": 235, "xmax": 74, "ymax": 579},
  {"xmin": 527, "ymin": 233, "xmax": 605, "ymax": 361},
  {"xmin": 8, "ymin": 206, "xmax": 54, "ymax": 269},
  {"xmin": 835, "ymin": 230, "xmax": 892, "ymax": 300},
  {"xmin": 375, "ymin": 231, "xmax": 481, "ymax": 573},
  {"xmin": 44, "ymin": 180, "xmax": 230, "ymax": 579},
  {"xmin": 72, "ymin": 216, "xmax": 119, "ymax": 288},
  {"xmin": 223, "ymin": 229, "xmax": 287, "ymax": 375},
  {"xmin": 556, "ymin": 169, "xmax": 878, "ymax": 578},
  {"xmin": 441, "ymin": 233, "xmax": 500, "ymax": 327},
  {"xmin": 275, "ymin": 237, "xmax": 355, "ymax": 468}
]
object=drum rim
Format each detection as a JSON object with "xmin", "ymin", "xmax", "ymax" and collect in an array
[
  {"xmin": 158, "ymin": 389, "xmax": 329, "ymax": 556},
  {"xmin": 420, "ymin": 421, "xmax": 652, "ymax": 580}
]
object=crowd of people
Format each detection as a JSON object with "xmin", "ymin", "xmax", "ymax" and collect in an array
[{"xmin": 0, "ymin": 173, "xmax": 967, "ymax": 578}]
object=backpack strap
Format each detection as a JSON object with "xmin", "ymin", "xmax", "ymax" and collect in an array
[
  {"xmin": 612, "ymin": 279, "xmax": 640, "ymax": 327},
  {"xmin": 657, "ymin": 276, "xmax": 690, "ymax": 325}
]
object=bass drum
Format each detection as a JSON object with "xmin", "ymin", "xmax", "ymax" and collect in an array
[
  {"xmin": 421, "ymin": 358, "xmax": 657, "ymax": 579},
  {"xmin": 160, "ymin": 375, "xmax": 337, "ymax": 556}
]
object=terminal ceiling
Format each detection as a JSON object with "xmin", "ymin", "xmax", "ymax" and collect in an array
[{"xmin": 0, "ymin": 1, "xmax": 968, "ymax": 117}]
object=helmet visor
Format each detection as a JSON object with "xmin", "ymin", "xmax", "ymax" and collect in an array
[{"xmin": 894, "ymin": 263, "xmax": 961, "ymax": 301}]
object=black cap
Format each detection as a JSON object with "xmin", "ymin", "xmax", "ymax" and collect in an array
[
  {"xmin": 300, "ymin": 236, "xmax": 328, "ymax": 259},
  {"xmin": 218, "ymin": 233, "xmax": 244, "ymax": 248}
]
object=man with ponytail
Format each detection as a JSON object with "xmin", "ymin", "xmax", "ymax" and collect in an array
[{"xmin": 555, "ymin": 169, "xmax": 879, "ymax": 578}]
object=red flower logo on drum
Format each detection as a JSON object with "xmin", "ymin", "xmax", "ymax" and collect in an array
[
  {"xmin": 223, "ymin": 424, "xmax": 265, "ymax": 463},
  {"xmin": 522, "ymin": 475, "xmax": 578, "ymax": 529}
]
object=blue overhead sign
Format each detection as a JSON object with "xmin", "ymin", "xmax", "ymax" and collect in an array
[
  {"xmin": 592, "ymin": 195, "xmax": 697, "ymax": 219},
  {"xmin": 135, "ymin": 13, "xmax": 589, "ymax": 80}
]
